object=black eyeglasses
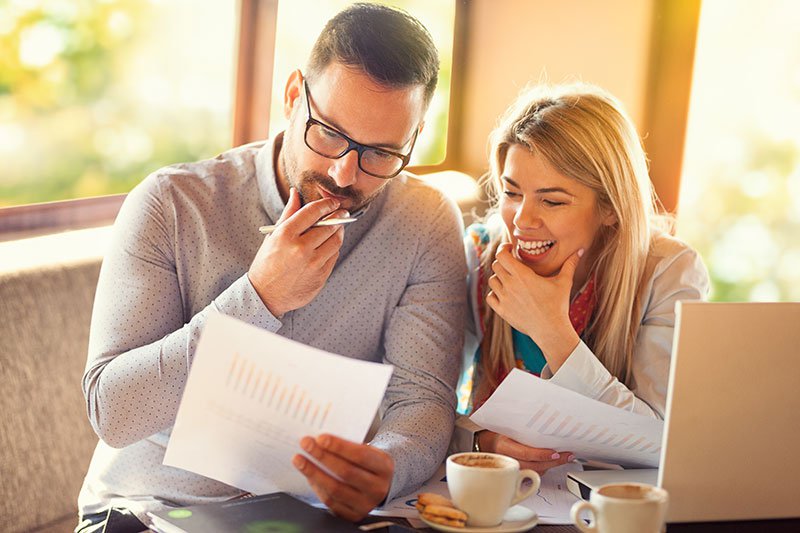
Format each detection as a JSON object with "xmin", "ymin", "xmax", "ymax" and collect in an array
[{"xmin": 302, "ymin": 79, "xmax": 418, "ymax": 179}]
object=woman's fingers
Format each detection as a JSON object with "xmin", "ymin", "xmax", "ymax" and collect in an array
[
  {"xmin": 493, "ymin": 435, "xmax": 574, "ymax": 474},
  {"xmin": 519, "ymin": 457, "xmax": 570, "ymax": 476}
]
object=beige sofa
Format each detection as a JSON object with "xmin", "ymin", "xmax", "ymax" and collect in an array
[{"xmin": 0, "ymin": 259, "xmax": 102, "ymax": 533}]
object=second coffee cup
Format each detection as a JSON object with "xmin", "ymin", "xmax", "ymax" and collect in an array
[
  {"xmin": 570, "ymin": 482, "xmax": 669, "ymax": 533},
  {"xmin": 446, "ymin": 452, "xmax": 540, "ymax": 527}
]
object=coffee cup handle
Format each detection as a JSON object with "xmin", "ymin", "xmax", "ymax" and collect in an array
[
  {"xmin": 571, "ymin": 501, "xmax": 599, "ymax": 533},
  {"xmin": 510, "ymin": 469, "xmax": 541, "ymax": 505}
]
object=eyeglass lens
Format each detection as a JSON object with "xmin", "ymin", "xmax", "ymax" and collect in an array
[{"xmin": 305, "ymin": 122, "xmax": 405, "ymax": 178}]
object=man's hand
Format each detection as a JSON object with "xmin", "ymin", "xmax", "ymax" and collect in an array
[
  {"xmin": 479, "ymin": 430, "xmax": 573, "ymax": 475},
  {"xmin": 293, "ymin": 434, "xmax": 394, "ymax": 522},
  {"xmin": 248, "ymin": 188, "xmax": 348, "ymax": 317}
]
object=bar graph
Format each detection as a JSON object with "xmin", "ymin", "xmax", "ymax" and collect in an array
[
  {"xmin": 165, "ymin": 313, "xmax": 394, "ymax": 498},
  {"xmin": 225, "ymin": 352, "xmax": 333, "ymax": 429},
  {"xmin": 470, "ymin": 369, "xmax": 664, "ymax": 467},
  {"xmin": 525, "ymin": 403, "xmax": 660, "ymax": 455}
]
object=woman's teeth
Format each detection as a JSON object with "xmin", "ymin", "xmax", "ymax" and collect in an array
[{"xmin": 518, "ymin": 240, "xmax": 555, "ymax": 255}]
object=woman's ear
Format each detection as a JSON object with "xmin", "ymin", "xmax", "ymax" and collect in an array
[
  {"xmin": 602, "ymin": 210, "xmax": 618, "ymax": 227},
  {"xmin": 283, "ymin": 70, "xmax": 304, "ymax": 120}
]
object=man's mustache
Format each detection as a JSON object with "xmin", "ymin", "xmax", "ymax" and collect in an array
[{"xmin": 298, "ymin": 171, "xmax": 362, "ymax": 204}]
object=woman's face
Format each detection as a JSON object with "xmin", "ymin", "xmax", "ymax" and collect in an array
[{"xmin": 499, "ymin": 144, "xmax": 613, "ymax": 283}]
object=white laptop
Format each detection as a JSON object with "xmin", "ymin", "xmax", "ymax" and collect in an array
[{"xmin": 567, "ymin": 301, "xmax": 800, "ymax": 523}]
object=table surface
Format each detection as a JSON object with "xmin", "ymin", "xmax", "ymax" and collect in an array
[
  {"xmin": 363, "ymin": 516, "xmax": 575, "ymax": 532},
  {"xmin": 368, "ymin": 516, "xmax": 800, "ymax": 532}
]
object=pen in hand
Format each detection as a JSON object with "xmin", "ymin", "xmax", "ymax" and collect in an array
[{"xmin": 258, "ymin": 217, "xmax": 358, "ymax": 235}]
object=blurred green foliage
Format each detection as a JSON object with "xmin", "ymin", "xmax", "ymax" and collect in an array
[
  {"xmin": 676, "ymin": 0, "xmax": 800, "ymax": 303},
  {"xmin": 0, "ymin": 0, "xmax": 232, "ymax": 207},
  {"xmin": 679, "ymin": 133, "xmax": 800, "ymax": 301}
]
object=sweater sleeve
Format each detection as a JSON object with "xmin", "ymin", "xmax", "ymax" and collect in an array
[{"xmin": 541, "ymin": 243, "xmax": 710, "ymax": 419}]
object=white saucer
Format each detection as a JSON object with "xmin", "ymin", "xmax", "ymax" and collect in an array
[{"xmin": 420, "ymin": 505, "xmax": 538, "ymax": 532}]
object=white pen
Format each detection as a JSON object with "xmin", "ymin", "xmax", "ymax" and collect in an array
[{"xmin": 258, "ymin": 217, "xmax": 358, "ymax": 235}]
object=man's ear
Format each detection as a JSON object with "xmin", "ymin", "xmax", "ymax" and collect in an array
[{"xmin": 283, "ymin": 70, "xmax": 303, "ymax": 120}]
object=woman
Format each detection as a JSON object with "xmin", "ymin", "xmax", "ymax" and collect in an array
[{"xmin": 456, "ymin": 83, "xmax": 709, "ymax": 474}]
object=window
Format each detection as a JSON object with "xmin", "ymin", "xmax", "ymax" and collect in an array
[
  {"xmin": 0, "ymin": 0, "xmax": 236, "ymax": 208},
  {"xmin": 267, "ymin": 0, "xmax": 456, "ymax": 167},
  {"xmin": 1, "ymin": 0, "xmax": 462, "ymax": 237},
  {"xmin": 676, "ymin": 0, "xmax": 800, "ymax": 301}
]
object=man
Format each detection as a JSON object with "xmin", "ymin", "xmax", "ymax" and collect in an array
[{"xmin": 76, "ymin": 3, "xmax": 466, "ymax": 531}]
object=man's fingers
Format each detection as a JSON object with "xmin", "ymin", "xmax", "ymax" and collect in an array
[
  {"xmin": 321, "ymin": 208, "xmax": 351, "ymax": 221},
  {"xmin": 292, "ymin": 454, "xmax": 367, "ymax": 521},
  {"xmin": 324, "ymin": 497, "xmax": 364, "ymax": 523},
  {"xmin": 300, "ymin": 437, "xmax": 377, "ymax": 491},
  {"xmin": 275, "ymin": 187, "xmax": 302, "ymax": 225},
  {"xmin": 316, "ymin": 434, "xmax": 394, "ymax": 477},
  {"xmin": 306, "ymin": 223, "xmax": 345, "ymax": 254},
  {"xmin": 279, "ymin": 197, "xmax": 341, "ymax": 236},
  {"xmin": 320, "ymin": 250, "xmax": 340, "ymax": 278}
]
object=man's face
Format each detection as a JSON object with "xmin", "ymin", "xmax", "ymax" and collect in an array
[{"xmin": 277, "ymin": 63, "xmax": 427, "ymax": 213}]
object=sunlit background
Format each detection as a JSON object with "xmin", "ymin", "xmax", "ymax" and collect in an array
[
  {"xmin": 676, "ymin": 0, "xmax": 800, "ymax": 302},
  {"xmin": 1, "ymin": 0, "xmax": 798, "ymax": 303},
  {"xmin": 0, "ymin": 0, "xmax": 236, "ymax": 206}
]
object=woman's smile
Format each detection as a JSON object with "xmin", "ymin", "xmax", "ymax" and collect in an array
[{"xmin": 515, "ymin": 238, "xmax": 556, "ymax": 263}]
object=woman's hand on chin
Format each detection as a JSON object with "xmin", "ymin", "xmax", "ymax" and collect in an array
[
  {"xmin": 486, "ymin": 243, "xmax": 582, "ymax": 370},
  {"xmin": 478, "ymin": 430, "xmax": 574, "ymax": 475}
]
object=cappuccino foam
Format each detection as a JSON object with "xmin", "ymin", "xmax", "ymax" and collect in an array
[{"xmin": 452, "ymin": 454, "xmax": 505, "ymax": 468}]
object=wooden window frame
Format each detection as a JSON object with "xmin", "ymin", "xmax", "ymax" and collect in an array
[
  {"xmin": 0, "ymin": 1, "xmax": 279, "ymax": 241},
  {"xmin": 641, "ymin": 0, "xmax": 702, "ymax": 214}
]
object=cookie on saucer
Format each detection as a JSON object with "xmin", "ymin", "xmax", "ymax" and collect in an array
[
  {"xmin": 416, "ymin": 492, "xmax": 455, "ymax": 512},
  {"xmin": 421, "ymin": 504, "xmax": 468, "ymax": 528}
]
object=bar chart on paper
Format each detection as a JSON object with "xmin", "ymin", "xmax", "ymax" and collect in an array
[
  {"xmin": 226, "ymin": 352, "xmax": 333, "ymax": 429},
  {"xmin": 523, "ymin": 402, "xmax": 661, "ymax": 459},
  {"xmin": 164, "ymin": 314, "xmax": 393, "ymax": 496},
  {"xmin": 470, "ymin": 369, "xmax": 663, "ymax": 467}
]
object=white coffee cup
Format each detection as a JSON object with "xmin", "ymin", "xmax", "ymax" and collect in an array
[
  {"xmin": 570, "ymin": 482, "xmax": 669, "ymax": 533},
  {"xmin": 446, "ymin": 452, "xmax": 540, "ymax": 527}
]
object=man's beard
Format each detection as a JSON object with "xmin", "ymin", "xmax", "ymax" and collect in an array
[
  {"xmin": 281, "ymin": 147, "xmax": 384, "ymax": 213},
  {"xmin": 293, "ymin": 170, "xmax": 365, "ymax": 208}
]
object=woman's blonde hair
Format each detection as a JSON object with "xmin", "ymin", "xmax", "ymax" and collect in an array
[{"xmin": 476, "ymin": 83, "xmax": 666, "ymax": 402}]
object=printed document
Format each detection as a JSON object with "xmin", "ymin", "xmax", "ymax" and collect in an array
[
  {"xmin": 470, "ymin": 369, "xmax": 663, "ymax": 468},
  {"xmin": 163, "ymin": 313, "xmax": 393, "ymax": 497}
]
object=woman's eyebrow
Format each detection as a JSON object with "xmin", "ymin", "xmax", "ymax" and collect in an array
[
  {"xmin": 502, "ymin": 177, "xmax": 574, "ymax": 196},
  {"xmin": 535, "ymin": 187, "xmax": 574, "ymax": 195}
]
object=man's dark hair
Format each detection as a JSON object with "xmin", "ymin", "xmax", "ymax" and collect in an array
[{"xmin": 306, "ymin": 3, "xmax": 439, "ymax": 106}]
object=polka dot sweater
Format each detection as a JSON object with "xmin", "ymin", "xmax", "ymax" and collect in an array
[{"xmin": 78, "ymin": 135, "xmax": 467, "ymax": 522}]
